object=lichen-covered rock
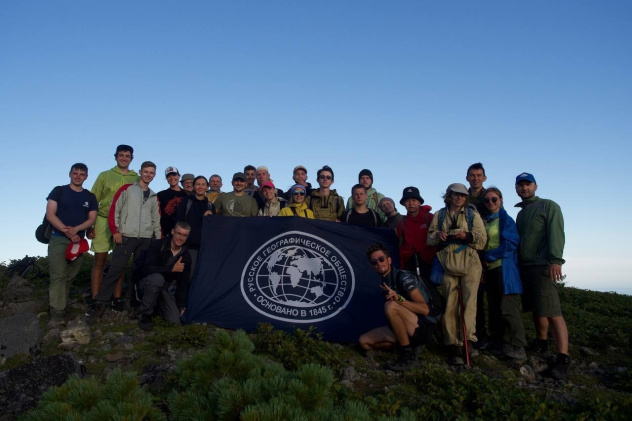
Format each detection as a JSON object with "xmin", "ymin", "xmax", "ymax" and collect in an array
[
  {"xmin": 0, "ymin": 313, "xmax": 41, "ymax": 361},
  {"xmin": 59, "ymin": 319, "xmax": 91, "ymax": 346}
]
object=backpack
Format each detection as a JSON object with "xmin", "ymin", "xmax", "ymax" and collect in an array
[
  {"xmin": 436, "ymin": 204, "xmax": 477, "ymax": 235},
  {"xmin": 184, "ymin": 197, "xmax": 215, "ymax": 219},
  {"xmin": 35, "ymin": 186, "xmax": 62, "ymax": 244},
  {"xmin": 345, "ymin": 208, "xmax": 379, "ymax": 226},
  {"xmin": 396, "ymin": 269, "xmax": 444, "ymax": 320}
]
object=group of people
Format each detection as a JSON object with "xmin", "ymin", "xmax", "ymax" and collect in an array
[{"xmin": 44, "ymin": 145, "xmax": 570, "ymax": 380}]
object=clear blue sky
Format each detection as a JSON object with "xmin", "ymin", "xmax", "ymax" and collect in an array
[{"xmin": 1, "ymin": 1, "xmax": 630, "ymax": 294}]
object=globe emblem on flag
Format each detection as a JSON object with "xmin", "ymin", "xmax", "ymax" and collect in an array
[{"xmin": 241, "ymin": 231, "xmax": 355, "ymax": 323}]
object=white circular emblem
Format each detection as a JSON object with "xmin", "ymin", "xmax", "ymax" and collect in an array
[{"xmin": 241, "ymin": 231, "xmax": 355, "ymax": 323}]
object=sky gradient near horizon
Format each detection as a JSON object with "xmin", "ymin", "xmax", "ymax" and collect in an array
[{"xmin": 1, "ymin": 1, "xmax": 631, "ymax": 294}]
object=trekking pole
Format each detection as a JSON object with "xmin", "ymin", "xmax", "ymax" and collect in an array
[{"xmin": 458, "ymin": 281, "xmax": 470, "ymax": 367}]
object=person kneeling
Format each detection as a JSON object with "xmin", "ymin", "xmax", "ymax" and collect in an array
[
  {"xmin": 359, "ymin": 243, "xmax": 439, "ymax": 371},
  {"xmin": 137, "ymin": 221, "xmax": 192, "ymax": 331}
]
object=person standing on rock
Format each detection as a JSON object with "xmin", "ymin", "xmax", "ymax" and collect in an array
[{"xmin": 46, "ymin": 163, "xmax": 98, "ymax": 319}]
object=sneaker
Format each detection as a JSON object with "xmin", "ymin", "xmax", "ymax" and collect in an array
[
  {"xmin": 448, "ymin": 345, "xmax": 465, "ymax": 366},
  {"xmin": 467, "ymin": 341, "xmax": 479, "ymax": 358},
  {"xmin": 111, "ymin": 299, "xmax": 124, "ymax": 312},
  {"xmin": 503, "ymin": 344, "xmax": 527, "ymax": 360},
  {"xmin": 386, "ymin": 346, "xmax": 416, "ymax": 371},
  {"xmin": 545, "ymin": 353, "xmax": 570, "ymax": 381},
  {"xmin": 139, "ymin": 314, "xmax": 154, "ymax": 331},
  {"xmin": 85, "ymin": 301, "xmax": 106, "ymax": 325},
  {"xmin": 528, "ymin": 338, "xmax": 553, "ymax": 358}
]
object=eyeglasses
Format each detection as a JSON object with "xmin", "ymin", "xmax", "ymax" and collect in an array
[
  {"xmin": 319, "ymin": 175, "xmax": 332, "ymax": 180},
  {"xmin": 370, "ymin": 256, "xmax": 386, "ymax": 266},
  {"xmin": 293, "ymin": 190, "xmax": 306, "ymax": 196},
  {"xmin": 484, "ymin": 197, "xmax": 499, "ymax": 204}
]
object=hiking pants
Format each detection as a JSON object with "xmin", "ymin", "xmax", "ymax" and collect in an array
[
  {"xmin": 441, "ymin": 265, "xmax": 482, "ymax": 346},
  {"xmin": 48, "ymin": 236, "xmax": 83, "ymax": 312},
  {"xmin": 138, "ymin": 273, "xmax": 181, "ymax": 324}
]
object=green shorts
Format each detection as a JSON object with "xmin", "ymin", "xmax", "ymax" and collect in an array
[
  {"xmin": 90, "ymin": 216, "xmax": 114, "ymax": 253},
  {"xmin": 520, "ymin": 265, "xmax": 562, "ymax": 317}
]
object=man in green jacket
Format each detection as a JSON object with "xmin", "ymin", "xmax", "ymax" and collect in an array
[{"xmin": 515, "ymin": 172, "xmax": 570, "ymax": 380}]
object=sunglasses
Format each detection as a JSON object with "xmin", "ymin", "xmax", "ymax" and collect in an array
[
  {"xmin": 319, "ymin": 175, "xmax": 333, "ymax": 180},
  {"xmin": 370, "ymin": 256, "xmax": 386, "ymax": 266},
  {"xmin": 293, "ymin": 190, "xmax": 306, "ymax": 196},
  {"xmin": 484, "ymin": 197, "xmax": 499, "ymax": 204}
]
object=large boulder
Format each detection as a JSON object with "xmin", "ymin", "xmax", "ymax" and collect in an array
[
  {"xmin": 0, "ymin": 354, "xmax": 81, "ymax": 420},
  {"xmin": 1, "ymin": 276, "xmax": 34, "ymax": 303},
  {"xmin": 0, "ymin": 313, "xmax": 41, "ymax": 362}
]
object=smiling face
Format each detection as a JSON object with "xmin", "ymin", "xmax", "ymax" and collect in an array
[
  {"xmin": 466, "ymin": 168, "xmax": 487, "ymax": 191},
  {"xmin": 484, "ymin": 191, "xmax": 502, "ymax": 214},
  {"xmin": 262, "ymin": 186, "xmax": 275, "ymax": 201},
  {"xmin": 448, "ymin": 192, "xmax": 467, "ymax": 209},
  {"xmin": 209, "ymin": 176, "xmax": 222, "ymax": 192},
  {"xmin": 369, "ymin": 250, "xmax": 391, "ymax": 277},
  {"xmin": 293, "ymin": 169, "xmax": 307, "ymax": 185},
  {"xmin": 115, "ymin": 150, "xmax": 133, "ymax": 170},
  {"xmin": 182, "ymin": 179, "xmax": 194, "ymax": 193},
  {"xmin": 167, "ymin": 173, "xmax": 180, "ymax": 188},
  {"xmin": 516, "ymin": 181, "xmax": 537, "ymax": 200},
  {"xmin": 69, "ymin": 168, "xmax": 88, "ymax": 188},
  {"xmin": 292, "ymin": 187, "xmax": 306, "ymax": 203},
  {"xmin": 245, "ymin": 169, "xmax": 256, "ymax": 186},
  {"xmin": 233, "ymin": 178, "xmax": 246, "ymax": 193},
  {"xmin": 140, "ymin": 166, "xmax": 156, "ymax": 186},
  {"xmin": 171, "ymin": 226, "xmax": 190, "ymax": 249},
  {"xmin": 194, "ymin": 178, "xmax": 208, "ymax": 198},
  {"xmin": 379, "ymin": 199, "xmax": 395, "ymax": 216}
]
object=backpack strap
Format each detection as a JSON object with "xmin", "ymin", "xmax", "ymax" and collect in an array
[
  {"xmin": 290, "ymin": 206, "xmax": 298, "ymax": 216},
  {"xmin": 184, "ymin": 198, "xmax": 193, "ymax": 220}
]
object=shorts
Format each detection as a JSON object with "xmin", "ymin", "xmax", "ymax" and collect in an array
[
  {"xmin": 90, "ymin": 216, "xmax": 114, "ymax": 253},
  {"xmin": 409, "ymin": 315, "xmax": 436, "ymax": 347},
  {"xmin": 520, "ymin": 265, "xmax": 562, "ymax": 317}
]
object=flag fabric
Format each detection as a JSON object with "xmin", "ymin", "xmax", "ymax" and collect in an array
[{"xmin": 182, "ymin": 215, "xmax": 399, "ymax": 342}]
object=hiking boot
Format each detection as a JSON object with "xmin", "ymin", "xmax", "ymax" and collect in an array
[
  {"xmin": 467, "ymin": 341, "xmax": 479, "ymax": 358},
  {"xmin": 111, "ymin": 298, "xmax": 124, "ymax": 312},
  {"xmin": 386, "ymin": 346, "xmax": 416, "ymax": 371},
  {"xmin": 139, "ymin": 314, "xmax": 154, "ymax": 332},
  {"xmin": 528, "ymin": 338, "xmax": 553, "ymax": 359},
  {"xmin": 50, "ymin": 308, "xmax": 65, "ymax": 321},
  {"xmin": 545, "ymin": 353, "xmax": 571, "ymax": 381},
  {"xmin": 503, "ymin": 344, "xmax": 527, "ymax": 360},
  {"xmin": 448, "ymin": 345, "xmax": 465, "ymax": 366},
  {"xmin": 85, "ymin": 301, "xmax": 106, "ymax": 325}
]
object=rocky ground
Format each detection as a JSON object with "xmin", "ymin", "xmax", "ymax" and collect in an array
[{"xmin": 1, "ymin": 273, "xmax": 630, "ymax": 420}]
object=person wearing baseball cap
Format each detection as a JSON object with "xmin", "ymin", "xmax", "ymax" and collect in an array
[
  {"xmin": 157, "ymin": 166, "xmax": 187, "ymax": 236},
  {"xmin": 213, "ymin": 172, "xmax": 259, "ymax": 217},
  {"xmin": 427, "ymin": 183, "xmax": 487, "ymax": 366},
  {"xmin": 258, "ymin": 180, "xmax": 288, "ymax": 216},
  {"xmin": 515, "ymin": 172, "xmax": 570, "ymax": 380},
  {"xmin": 180, "ymin": 173, "xmax": 195, "ymax": 195},
  {"xmin": 285, "ymin": 165, "xmax": 313, "ymax": 198}
]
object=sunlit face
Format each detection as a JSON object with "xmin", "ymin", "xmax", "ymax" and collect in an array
[
  {"xmin": 115, "ymin": 151, "xmax": 133, "ymax": 170},
  {"xmin": 194, "ymin": 179, "xmax": 208, "ymax": 198},
  {"xmin": 515, "ymin": 181, "xmax": 537, "ymax": 200},
  {"xmin": 292, "ymin": 187, "xmax": 306, "ymax": 203},
  {"xmin": 209, "ymin": 176, "xmax": 222, "ymax": 192},
  {"xmin": 140, "ymin": 166, "xmax": 156, "ymax": 185},
  {"xmin": 171, "ymin": 226, "xmax": 190, "ymax": 248},
  {"xmin": 233, "ymin": 178, "xmax": 246, "ymax": 193},
  {"xmin": 369, "ymin": 250, "xmax": 391, "ymax": 276},
  {"xmin": 359, "ymin": 175, "xmax": 372, "ymax": 189},
  {"xmin": 262, "ymin": 186, "xmax": 275, "ymax": 201},
  {"xmin": 167, "ymin": 173, "xmax": 180, "ymax": 187},
  {"xmin": 466, "ymin": 169, "xmax": 487, "ymax": 190},
  {"xmin": 352, "ymin": 187, "xmax": 367, "ymax": 206},
  {"xmin": 379, "ymin": 200, "xmax": 395, "ymax": 215},
  {"xmin": 245, "ymin": 170, "xmax": 256, "ymax": 185},
  {"xmin": 256, "ymin": 169, "xmax": 270, "ymax": 186},
  {"xmin": 448, "ymin": 192, "xmax": 467, "ymax": 208},
  {"xmin": 69, "ymin": 168, "xmax": 88, "ymax": 187},
  {"xmin": 484, "ymin": 191, "xmax": 502, "ymax": 214},
  {"xmin": 293, "ymin": 169, "xmax": 307, "ymax": 185},
  {"xmin": 182, "ymin": 179, "xmax": 194, "ymax": 192},
  {"xmin": 317, "ymin": 171, "xmax": 333, "ymax": 188},
  {"xmin": 404, "ymin": 198, "xmax": 421, "ymax": 216}
]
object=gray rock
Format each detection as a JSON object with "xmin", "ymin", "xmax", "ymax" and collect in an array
[
  {"xmin": 101, "ymin": 344, "xmax": 112, "ymax": 352},
  {"xmin": 519, "ymin": 365, "xmax": 536, "ymax": 383},
  {"xmin": 43, "ymin": 328, "xmax": 61, "ymax": 342},
  {"xmin": 60, "ymin": 319, "xmax": 91, "ymax": 346},
  {"xmin": 1, "ymin": 276, "xmax": 34, "ymax": 303},
  {"xmin": 105, "ymin": 352, "xmax": 125, "ymax": 363},
  {"xmin": 341, "ymin": 366, "xmax": 361, "ymax": 382},
  {"xmin": 579, "ymin": 346, "xmax": 596, "ymax": 356},
  {"xmin": 0, "ymin": 301, "xmax": 41, "ymax": 317},
  {"xmin": 528, "ymin": 356, "xmax": 549, "ymax": 374},
  {"xmin": 0, "ymin": 313, "xmax": 41, "ymax": 360},
  {"xmin": 0, "ymin": 354, "xmax": 80, "ymax": 419}
]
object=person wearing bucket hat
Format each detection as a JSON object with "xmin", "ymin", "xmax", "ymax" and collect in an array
[
  {"xmin": 427, "ymin": 183, "xmax": 487, "ymax": 366},
  {"xmin": 515, "ymin": 172, "xmax": 570, "ymax": 380},
  {"xmin": 180, "ymin": 173, "xmax": 195, "ymax": 194},
  {"xmin": 345, "ymin": 169, "xmax": 386, "ymax": 222},
  {"xmin": 46, "ymin": 163, "xmax": 98, "ymax": 319},
  {"xmin": 157, "ymin": 166, "xmax": 188, "ymax": 236},
  {"xmin": 397, "ymin": 187, "xmax": 437, "ymax": 278}
]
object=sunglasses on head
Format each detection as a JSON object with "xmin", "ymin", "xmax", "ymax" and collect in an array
[
  {"xmin": 370, "ymin": 256, "xmax": 386, "ymax": 266},
  {"xmin": 484, "ymin": 197, "xmax": 499, "ymax": 204},
  {"xmin": 293, "ymin": 190, "xmax": 306, "ymax": 196}
]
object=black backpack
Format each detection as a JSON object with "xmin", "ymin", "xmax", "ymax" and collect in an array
[
  {"xmin": 397, "ymin": 269, "xmax": 444, "ymax": 320},
  {"xmin": 35, "ymin": 186, "xmax": 62, "ymax": 244}
]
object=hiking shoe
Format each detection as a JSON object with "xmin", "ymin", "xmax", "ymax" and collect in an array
[
  {"xmin": 85, "ymin": 301, "xmax": 106, "ymax": 325},
  {"xmin": 386, "ymin": 346, "xmax": 416, "ymax": 371},
  {"xmin": 111, "ymin": 299, "xmax": 124, "ymax": 312},
  {"xmin": 139, "ymin": 315, "xmax": 154, "ymax": 332},
  {"xmin": 545, "ymin": 353, "xmax": 571, "ymax": 381},
  {"xmin": 528, "ymin": 338, "xmax": 553, "ymax": 358},
  {"xmin": 448, "ymin": 345, "xmax": 465, "ymax": 366},
  {"xmin": 467, "ymin": 341, "xmax": 479, "ymax": 358},
  {"xmin": 503, "ymin": 344, "xmax": 527, "ymax": 360},
  {"xmin": 50, "ymin": 308, "xmax": 65, "ymax": 321}
]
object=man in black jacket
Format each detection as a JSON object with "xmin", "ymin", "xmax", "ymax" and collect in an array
[{"xmin": 137, "ymin": 221, "xmax": 192, "ymax": 331}]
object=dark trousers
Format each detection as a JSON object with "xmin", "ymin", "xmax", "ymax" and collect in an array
[
  {"xmin": 139, "ymin": 273, "xmax": 181, "ymax": 324},
  {"xmin": 95, "ymin": 237, "xmax": 151, "ymax": 302},
  {"xmin": 486, "ymin": 267, "xmax": 526, "ymax": 347}
]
